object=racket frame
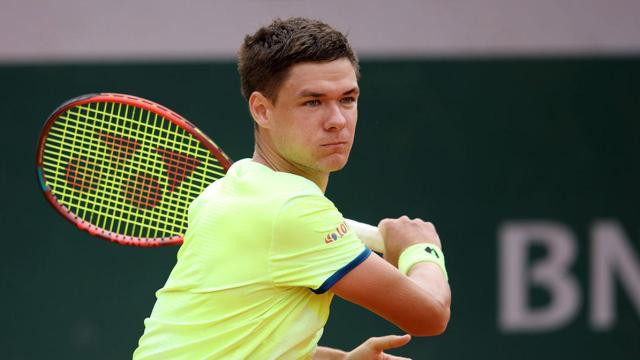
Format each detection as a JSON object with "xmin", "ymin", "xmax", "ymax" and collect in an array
[{"xmin": 36, "ymin": 93, "xmax": 232, "ymax": 246}]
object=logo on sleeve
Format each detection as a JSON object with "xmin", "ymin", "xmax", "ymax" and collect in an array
[{"xmin": 324, "ymin": 221, "xmax": 350, "ymax": 245}]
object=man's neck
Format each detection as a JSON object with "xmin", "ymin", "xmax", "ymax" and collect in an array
[{"xmin": 252, "ymin": 145, "xmax": 329, "ymax": 193}]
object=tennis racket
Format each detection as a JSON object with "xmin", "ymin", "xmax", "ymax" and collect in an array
[{"xmin": 36, "ymin": 93, "xmax": 385, "ymax": 252}]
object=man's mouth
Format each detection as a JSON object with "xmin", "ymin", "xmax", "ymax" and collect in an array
[
  {"xmin": 321, "ymin": 141, "xmax": 348, "ymax": 147},
  {"xmin": 321, "ymin": 142, "xmax": 348, "ymax": 152}
]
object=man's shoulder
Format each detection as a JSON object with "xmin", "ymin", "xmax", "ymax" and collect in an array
[
  {"xmin": 191, "ymin": 159, "xmax": 328, "ymax": 220},
  {"xmin": 229, "ymin": 159, "xmax": 323, "ymax": 197}
]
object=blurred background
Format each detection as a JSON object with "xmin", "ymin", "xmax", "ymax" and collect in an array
[{"xmin": 1, "ymin": 0, "xmax": 638, "ymax": 358}]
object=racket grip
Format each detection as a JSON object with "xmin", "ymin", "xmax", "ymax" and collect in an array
[{"xmin": 345, "ymin": 219, "xmax": 385, "ymax": 253}]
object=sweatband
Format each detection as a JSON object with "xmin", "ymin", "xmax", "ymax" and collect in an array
[{"xmin": 398, "ymin": 243, "xmax": 448, "ymax": 280}]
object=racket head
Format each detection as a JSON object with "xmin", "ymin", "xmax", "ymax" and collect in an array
[{"xmin": 36, "ymin": 93, "xmax": 232, "ymax": 246}]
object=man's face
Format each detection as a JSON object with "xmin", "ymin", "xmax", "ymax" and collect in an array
[{"xmin": 266, "ymin": 58, "xmax": 359, "ymax": 174}]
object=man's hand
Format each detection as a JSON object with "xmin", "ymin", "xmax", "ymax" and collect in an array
[
  {"xmin": 345, "ymin": 334, "xmax": 412, "ymax": 360},
  {"xmin": 332, "ymin": 215, "xmax": 451, "ymax": 337},
  {"xmin": 378, "ymin": 216, "xmax": 442, "ymax": 268}
]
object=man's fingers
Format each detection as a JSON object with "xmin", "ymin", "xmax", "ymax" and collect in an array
[
  {"xmin": 383, "ymin": 355, "xmax": 412, "ymax": 360},
  {"xmin": 368, "ymin": 334, "xmax": 412, "ymax": 351}
]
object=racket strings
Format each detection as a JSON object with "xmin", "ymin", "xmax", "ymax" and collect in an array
[
  {"xmin": 49, "ymin": 104, "xmax": 200, "ymax": 238},
  {"xmin": 41, "ymin": 101, "xmax": 224, "ymax": 241},
  {"xmin": 45, "ymin": 103, "xmax": 181, "ymax": 237},
  {"xmin": 43, "ymin": 116, "xmax": 218, "ymax": 199},
  {"xmin": 65, "ymin": 156, "xmax": 101, "ymax": 191}
]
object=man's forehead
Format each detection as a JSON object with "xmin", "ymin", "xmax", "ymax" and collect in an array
[
  {"xmin": 281, "ymin": 59, "xmax": 358, "ymax": 95},
  {"xmin": 292, "ymin": 60, "xmax": 356, "ymax": 77}
]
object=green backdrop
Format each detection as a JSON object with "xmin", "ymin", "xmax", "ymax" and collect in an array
[{"xmin": 1, "ymin": 58, "xmax": 638, "ymax": 359}]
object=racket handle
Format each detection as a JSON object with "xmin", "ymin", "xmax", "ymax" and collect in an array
[{"xmin": 345, "ymin": 219, "xmax": 385, "ymax": 253}]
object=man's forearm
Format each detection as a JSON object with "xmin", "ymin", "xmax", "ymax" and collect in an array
[
  {"xmin": 408, "ymin": 262, "xmax": 451, "ymax": 330},
  {"xmin": 313, "ymin": 346, "xmax": 346, "ymax": 359}
]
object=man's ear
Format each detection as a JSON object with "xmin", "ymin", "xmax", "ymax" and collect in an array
[{"xmin": 248, "ymin": 91, "xmax": 272, "ymax": 129}]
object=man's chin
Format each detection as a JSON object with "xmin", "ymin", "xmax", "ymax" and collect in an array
[{"xmin": 323, "ymin": 154, "xmax": 350, "ymax": 173}]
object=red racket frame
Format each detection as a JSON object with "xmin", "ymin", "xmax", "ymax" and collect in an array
[{"xmin": 36, "ymin": 93, "xmax": 232, "ymax": 246}]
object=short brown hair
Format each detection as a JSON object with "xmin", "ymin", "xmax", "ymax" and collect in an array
[{"xmin": 238, "ymin": 17, "xmax": 360, "ymax": 102}]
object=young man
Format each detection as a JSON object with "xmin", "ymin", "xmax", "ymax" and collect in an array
[{"xmin": 133, "ymin": 18, "xmax": 451, "ymax": 359}]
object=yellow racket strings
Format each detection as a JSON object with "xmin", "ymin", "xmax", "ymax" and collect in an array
[{"xmin": 41, "ymin": 101, "xmax": 226, "ymax": 240}]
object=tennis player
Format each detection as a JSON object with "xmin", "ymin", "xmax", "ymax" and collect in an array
[{"xmin": 133, "ymin": 17, "xmax": 451, "ymax": 359}]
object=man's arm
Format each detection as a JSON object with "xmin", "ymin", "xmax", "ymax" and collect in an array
[{"xmin": 332, "ymin": 217, "xmax": 451, "ymax": 336}]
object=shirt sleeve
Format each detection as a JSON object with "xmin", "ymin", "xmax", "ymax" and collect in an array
[{"xmin": 269, "ymin": 193, "xmax": 371, "ymax": 293}]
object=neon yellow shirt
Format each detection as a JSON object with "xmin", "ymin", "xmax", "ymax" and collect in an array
[{"xmin": 133, "ymin": 159, "xmax": 370, "ymax": 359}]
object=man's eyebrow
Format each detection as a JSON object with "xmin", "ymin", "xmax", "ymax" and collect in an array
[
  {"xmin": 297, "ymin": 87, "xmax": 360, "ymax": 97},
  {"xmin": 298, "ymin": 90, "xmax": 324, "ymax": 98},
  {"xmin": 342, "ymin": 87, "xmax": 359, "ymax": 96}
]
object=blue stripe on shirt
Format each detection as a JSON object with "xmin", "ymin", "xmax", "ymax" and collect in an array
[{"xmin": 311, "ymin": 247, "xmax": 372, "ymax": 294}]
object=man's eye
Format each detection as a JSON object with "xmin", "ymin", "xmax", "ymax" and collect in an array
[
  {"xmin": 304, "ymin": 99, "xmax": 321, "ymax": 107},
  {"xmin": 340, "ymin": 97, "xmax": 356, "ymax": 104}
]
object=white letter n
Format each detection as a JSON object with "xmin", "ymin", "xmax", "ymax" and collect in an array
[{"xmin": 590, "ymin": 220, "xmax": 640, "ymax": 330}]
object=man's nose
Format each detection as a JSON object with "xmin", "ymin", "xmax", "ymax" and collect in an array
[{"xmin": 325, "ymin": 102, "xmax": 347, "ymax": 130}]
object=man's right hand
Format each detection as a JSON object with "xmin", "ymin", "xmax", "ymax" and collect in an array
[
  {"xmin": 378, "ymin": 216, "xmax": 442, "ymax": 268},
  {"xmin": 345, "ymin": 334, "xmax": 412, "ymax": 360},
  {"xmin": 333, "ymin": 216, "xmax": 451, "ymax": 337}
]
